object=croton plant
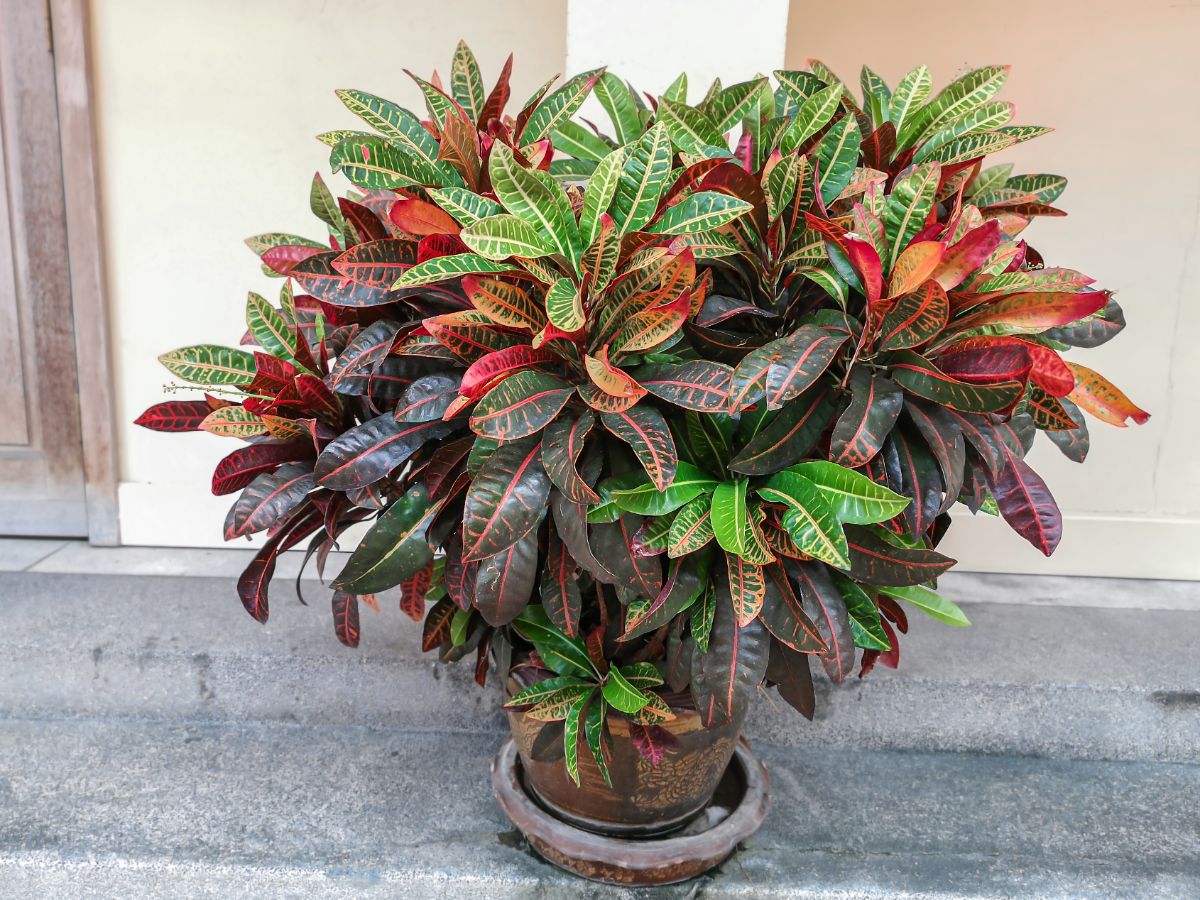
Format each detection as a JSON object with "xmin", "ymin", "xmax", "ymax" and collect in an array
[{"xmin": 138, "ymin": 45, "xmax": 1148, "ymax": 783}]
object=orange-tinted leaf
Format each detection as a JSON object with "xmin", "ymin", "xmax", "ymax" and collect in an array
[
  {"xmin": 877, "ymin": 281, "xmax": 949, "ymax": 351},
  {"xmin": 390, "ymin": 197, "xmax": 460, "ymax": 235},
  {"xmin": 954, "ymin": 290, "xmax": 1109, "ymax": 332},
  {"xmin": 584, "ymin": 345, "xmax": 646, "ymax": 399},
  {"xmin": 888, "ymin": 241, "xmax": 945, "ymax": 297},
  {"xmin": 1066, "ymin": 362, "xmax": 1149, "ymax": 427},
  {"xmin": 932, "ymin": 220, "xmax": 1002, "ymax": 290},
  {"xmin": 463, "ymin": 276, "xmax": 545, "ymax": 331}
]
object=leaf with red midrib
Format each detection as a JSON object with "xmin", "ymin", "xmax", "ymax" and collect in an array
[
  {"xmin": 541, "ymin": 411, "xmax": 599, "ymax": 504},
  {"xmin": 628, "ymin": 722, "xmax": 678, "ymax": 767},
  {"xmin": 986, "ymin": 443, "xmax": 1062, "ymax": 556},
  {"xmin": 134, "ymin": 401, "xmax": 213, "ymax": 433},
  {"xmin": 462, "ymin": 437, "xmax": 551, "ymax": 562},
  {"xmin": 400, "ymin": 560, "xmax": 435, "ymax": 622},
  {"xmin": 600, "ymin": 406, "xmax": 678, "ymax": 491},
  {"xmin": 791, "ymin": 562, "xmax": 854, "ymax": 684},
  {"xmin": 421, "ymin": 598, "xmax": 456, "ymax": 652},
  {"xmin": 332, "ymin": 591, "xmax": 361, "ymax": 647},
  {"xmin": 541, "ymin": 526, "xmax": 582, "ymax": 636},
  {"xmin": 211, "ymin": 441, "xmax": 311, "ymax": 496}
]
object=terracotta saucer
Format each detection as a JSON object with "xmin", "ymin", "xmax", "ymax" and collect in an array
[{"xmin": 491, "ymin": 737, "xmax": 770, "ymax": 886}]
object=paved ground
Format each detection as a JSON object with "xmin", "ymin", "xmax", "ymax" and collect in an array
[{"xmin": 0, "ymin": 541, "xmax": 1198, "ymax": 897}]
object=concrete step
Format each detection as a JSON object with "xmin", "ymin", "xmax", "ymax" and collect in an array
[
  {"xmin": 1, "ymin": 568, "xmax": 1198, "ymax": 763},
  {"xmin": 0, "ymin": 715, "xmax": 1196, "ymax": 899}
]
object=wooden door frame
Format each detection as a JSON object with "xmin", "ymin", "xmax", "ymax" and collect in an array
[{"xmin": 45, "ymin": 0, "xmax": 118, "ymax": 545}]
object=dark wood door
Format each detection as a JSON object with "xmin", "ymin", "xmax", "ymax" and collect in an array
[{"xmin": 0, "ymin": 0, "xmax": 87, "ymax": 536}]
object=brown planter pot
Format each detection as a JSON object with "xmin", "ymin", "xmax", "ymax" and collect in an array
[{"xmin": 505, "ymin": 673, "xmax": 747, "ymax": 837}]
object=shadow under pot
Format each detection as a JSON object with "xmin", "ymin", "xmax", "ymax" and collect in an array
[{"xmin": 505, "ymin": 670, "xmax": 747, "ymax": 838}]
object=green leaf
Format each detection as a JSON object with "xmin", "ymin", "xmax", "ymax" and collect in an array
[
  {"xmin": 505, "ymin": 675, "xmax": 589, "ymax": 708},
  {"xmin": 888, "ymin": 65, "xmax": 931, "ymax": 141},
  {"xmin": 460, "ymin": 214, "xmax": 553, "ymax": 260},
  {"xmin": 584, "ymin": 696, "xmax": 612, "ymax": 787},
  {"xmin": 245, "ymin": 293, "xmax": 297, "ymax": 360},
  {"xmin": 158, "ymin": 345, "xmax": 256, "ymax": 386},
  {"xmin": 522, "ymin": 68, "xmax": 604, "ymax": 144},
  {"xmin": 330, "ymin": 136, "xmax": 455, "ymax": 190},
  {"xmin": 392, "ymin": 253, "xmax": 514, "ymax": 288},
  {"xmin": 489, "ymin": 142, "xmax": 578, "ymax": 260},
  {"xmin": 663, "ymin": 72, "xmax": 688, "ymax": 104},
  {"xmin": 833, "ymin": 574, "xmax": 890, "ymax": 650},
  {"xmin": 450, "ymin": 40, "xmax": 485, "ymax": 121},
  {"xmin": 602, "ymin": 666, "xmax": 652, "ymax": 714},
  {"xmin": 779, "ymin": 84, "xmax": 843, "ymax": 154},
  {"xmin": 657, "ymin": 98, "xmax": 723, "ymax": 155},
  {"xmin": 860, "ymin": 66, "xmax": 892, "ymax": 126},
  {"xmin": 913, "ymin": 101, "xmax": 1014, "ymax": 162},
  {"xmin": 815, "ymin": 115, "xmax": 862, "ymax": 207},
  {"xmin": 669, "ymin": 494, "xmax": 716, "ymax": 558},
  {"xmin": 563, "ymin": 694, "xmax": 586, "ymax": 786},
  {"xmin": 513, "ymin": 606, "xmax": 597, "ymax": 678},
  {"xmin": 544, "ymin": 277, "xmax": 584, "ymax": 332},
  {"xmin": 784, "ymin": 461, "xmax": 909, "ymax": 524},
  {"xmin": 579, "ymin": 147, "xmax": 625, "ymax": 248},
  {"xmin": 335, "ymin": 89, "xmax": 440, "ymax": 163},
  {"xmin": 594, "ymin": 71, "xmax": 641, "ymax": 144},
  {"xmin": 923, "ymin": 131, "xmax": 1017, "ymax": 167},
  {"xmin": 690, "ymin": 580, "xmax": 717, "ymax": 651},
  {"xmin": 600, "ymin": 406, "xmax": 678, "ymax": 492},
  {"xmin": 764, "ymin": 154, "xmax": 801, "ymax": 221},
  {"xmin": 757, "ymin": 471, "xmax": 849, "ymax": 567},
  {"xmin": 906, "ymin": 65, "xmax": 1009, "ymax": 146},
  {"xmin": 427, "ymin": 187, "xmax": 502, "ymax": 226},
  {"xmin": 552, "ymin": 120, "xmax": 614, "ymax": 162},
  {"xmin": 710, "ymin": 479, "xmax": 749, "ymax": 556},
  {"xmin": 611, "ymin": 123, "xmax": 672, "ymax": 234},
  {"xmin": 309, "ymin": 173, "xmax": 347, "ymax": 239},
  {"xmin": 334, "ymin": 486, "xmax": 436, "ymax": 593},
  {"xmin": 708, "ymin": 78, "xmax": 769, "ymax": 133},
  {"xmin": 879, "ymin": 584, "xmax": 970, "ymax": 627},
  {"xmin": 883, "ymin": 161, "xmax": 940, "ymax": 269},
  {"xmin": 608, "ymin": 460, "xmax": 717, "ymax": 516},
  {"xmin": 648, "ymin": 191, "xmax": 752, "ymax": 235}
]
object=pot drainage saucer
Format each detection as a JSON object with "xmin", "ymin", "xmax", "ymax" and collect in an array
[{"xmin": 491, "ymin": 737, "xmax": 770, "ymax": 886}]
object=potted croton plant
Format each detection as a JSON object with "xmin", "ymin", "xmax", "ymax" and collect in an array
[{"xmin": 137, "ymin": 43, "xmax": 1148, "ymax": 885}]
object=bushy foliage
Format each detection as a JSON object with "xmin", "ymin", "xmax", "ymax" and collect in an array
[{"xmin": 137, "ymin": 45, "xmax": 1147, "ymax": 783}]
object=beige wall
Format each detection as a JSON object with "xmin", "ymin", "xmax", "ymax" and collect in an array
[
  {"xmin": 90, "ymin": 0, "xmax": 566, "ymax": 546},
  {"xmin": 786, "ymin": 0, "xmax": 1200, "ymax": 578},
  {"xmin": 93, "ymin": 0, "xmax": 1199, "ymax": 578}
]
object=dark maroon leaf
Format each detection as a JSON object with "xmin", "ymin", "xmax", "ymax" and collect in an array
[
  {"xmin": 211, "ymin": 441, "xmax": 311, "ymax": 496},
  {"xmin": 422, "ymin": 597, "xmax": 457, "ymax": 651},
  {"xmin": 443, "ymin": 533, "xmax": 477, "ymax": 610},
  {"xmin": 541, "ymin": 410, "xmax": 599, "ymax": 504},
  {"xmin": 766, "ymin": 638, "xmax": 815, "ymax": 720},
  {"xmin": 331, "ymin": 239, "xmax": 415, "ymax": 288},
  {"xmin": 905, "ymin": 401, "xmax": 965, "ymax": 515},
  {"xmin": 461, "ymin": 436, "xmax": 551, "ymax": 562},
  {"xmin": 541, "ymin": 525, "xmax": 582, "ymax": 636},
  {"xmin": 294, "ymin": 373, "xmax": 343, "ymax": 422},
  {"xmin": 764, "ymin": 326, "xmax": 848, "ymax": 409},
  {"xmin": 1045, "ymin": 397, "xmax": 1090, "ymax": 462},
  {"xmin": 591, "ymin": 514, "xmax": 662, "ymax": 599},
  {"xmin": 619, "ymin": 558, "xmax": 701, "ymax": 641},
  {"xmin": 760, "ymin": 562, "xmax": 826, "ymax": 653},
  {"xmin": 338, "ymin": 197, "xmax": 390, "ymax": 243},
  {"xmin": 729, "ymin": 385, "xmax": 837, "ymax": 475},
  {"xmin": 315, "ymin": 414, "xmax": 454, "ymax": 491},
  {"xmin": 600, "ymin": 407, "xmax": 678, "ymax": 491},
  {"xmin": 986, "ymin": 443, "xmax": 1062, "ymax": 556},
  {"xmin": 236, "ymin": 506, "xmax": 323, "ymax": 623},
  {"xmin": 942, "ymin": 409, "xmax": 1004, "ymax": 476},
  {"xmin": 888, "ymin": 428, "xmax": 943, "ymax": 535},
  {"xmin": 329, "ymin": 320, "xmax": 402, "ymax": 388},
  {"xmin": 474, "ymin": 529, "xmax": 538, "ymax": 626},
  {"xmin": 550, "ymin": 489, "xmax": 618, "ymax": 585},
  {"xmin": 790, "ymin": 562, "xmax": 855, "ymax": 684},
  {"xmin": 395, "ymin": 373, "xmax": 464, "ymax": 423},
  {"xmin": 1044, "ymin": 295, "xmax": 1125, "ymax": 348},
  {"xmin": 689, "ymin": 566, "xmax": 770, "ymax": 726},
  {"xmin": 830, "ymin": 368, "xmax": 903, "ymax": 467},
  {"xmin": 843, "ymin": 525, "xmax": 956, "ymax": 585},
  {"xmin": 291, "ymin": 250, "xmax": 399, "ymax": 307},
  {"xmin": 332, "ymin": 591, "xmax": 361, "ymax": 647},
  {"xmin": 223, "ymin": 462, "xmax": 315, "ymax": 539},
  {"xmin": 889, "ymin": 350, "xmax": 1022, "ymax": 413},
  {"xmin": 637, "ymin": 361, "xmax": 734, "ymax": 412}
]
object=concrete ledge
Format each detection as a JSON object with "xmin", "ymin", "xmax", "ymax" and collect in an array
[
  {"xmin": 1, "ymin": 571, "xmax": 1198, "ymax": 762},
  {"xmin": 0, "ymin": 718, "xmax": 1196, "ymax": 899}
]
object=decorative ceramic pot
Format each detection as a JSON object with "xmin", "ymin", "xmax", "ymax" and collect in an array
[{"xmin": 505, "ymin": 672, "xmax": 747, "ymax": 837}]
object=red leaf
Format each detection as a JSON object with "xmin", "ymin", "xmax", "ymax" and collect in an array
[
  {"xmin": 389, "ymin": 198, "xmax": 460, "ymax": 236},
  {"xmin": 954, "ymin": 290, "xmax": 1109, "ymax": 332},
  {"xmin": 628, "ymin": 722, "xmax": 678, "ymax": 767},
  {"xmin": 211, "ymin": 441, "xmax": 311, "ymax": 496},
  {"xmin": 400, "ymin": 560, "xmax": 435, "ymax": 622},
  {"xmin": 461, "ymin": 345, "xmax": 556, "ymax": 400},
  {"xmin": 933, "ymin": 221, "xmax": 1002, "ymax": 290},
  {"xmin": 134, "ymin": 401, "xmax": 212, "ymax": 432},
  {"xmin": 986, "ymin": 444, "xmax": 1062, "ymax": 556},
  {"xmin": 261, "ymin": 244, "xmax": 324, "ymax": 276},
  {"xmin": 339, "ymin": 197, "xmax": 389, "ymax": 243},
  {"xmin": 844, "ymin": 237, "xmax": 883, "ymax": 306},
  {"xmin": 332, "ymin": 591, "xmax": 361, "ymax": 647},
  {"xmin": 479, "ymin": 53, "xmax": 513, "ymax": 124}
]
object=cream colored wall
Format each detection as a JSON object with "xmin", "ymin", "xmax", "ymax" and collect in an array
[
  {"xmin": 785, "ymin": 0, "xmax": 1200, "ymax": 579},
  {"xmin": 90, "ymin": 0, "xmax": 567, "ymax": 546},
  {"xmin": 94, "ymin": 0, "xmax": 1198, "ymax": 578}
]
